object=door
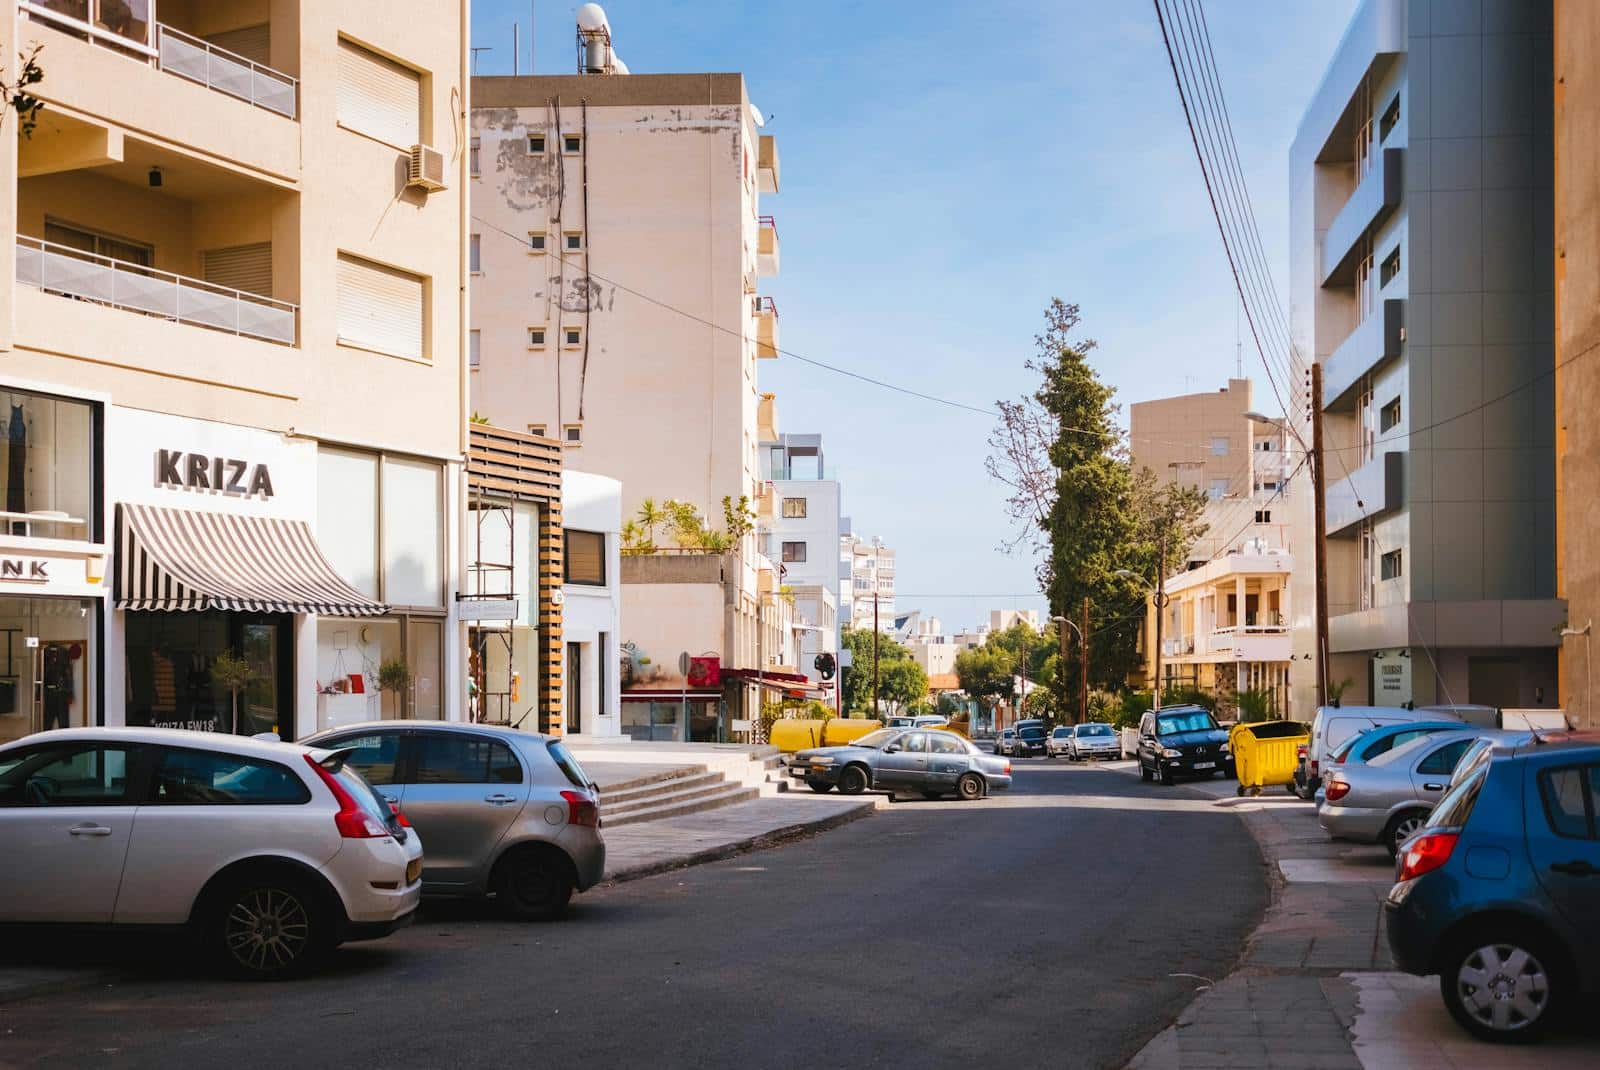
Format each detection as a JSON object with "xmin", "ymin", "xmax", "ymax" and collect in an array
[
  {"xmin": 115, "ymin": 745, "xmax": 323, "ymax": 925},
  {"xmin": 1467, "ymin": 656, "xmax": 1521, "ymax": 709},
  {"xmin": 403, "ymin": 731, "xmax": 528, "ymax": 888},
  {"xmin": 877, "ymin": 730, "xmax": 929, "ymax": 788},
  {"xmin": 1138, "ymin": 713, "xmax": 1156, "ymax": 767},
  {"xmin": 1526, "ymin": 761, "xmax": 1600, "ymax": 947},
  {"xmin": 566, "ymin": 642, "xmax": 583, "ymax": 734},
  {"xmin": 926, "ymin": 733, "xmax": 969, "ymax": 789},
  {"xmin": 1410, "ymin": 737, "xmax": 1473, "ymax": 801},
  {"xmin": 0, "ymin": 742, "xmax": 139, "ymax": 922}
]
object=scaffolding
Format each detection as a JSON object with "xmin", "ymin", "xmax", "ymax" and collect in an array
[{"xmin": 467, "ymin": 494, "xmax": 516, "ymax": 724}]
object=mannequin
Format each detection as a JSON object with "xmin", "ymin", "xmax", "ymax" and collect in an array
[{"xmin": 42, "ymin": 643, "xmax": 73, "ymax": 731}]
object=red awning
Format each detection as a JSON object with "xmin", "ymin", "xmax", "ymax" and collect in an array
[{"xmin": 721, "ymin": 668, "xmax": 813, "ymax": 685}]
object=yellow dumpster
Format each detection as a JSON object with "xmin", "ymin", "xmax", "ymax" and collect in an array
[
  {"xmin": 1230, "ymin": 720, "xmax": 1311, "ymax": 797},
  {"xmin": 768, "ymin": 717, "xmax": 882, "ymax": 753}
]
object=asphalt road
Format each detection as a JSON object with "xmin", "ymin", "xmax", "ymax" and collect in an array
[{"xmin": 0, "ymin": 760, "xmax": 1267, "ymax": 1070}]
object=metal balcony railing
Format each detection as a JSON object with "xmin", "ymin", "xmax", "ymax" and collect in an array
[
  {"xmin": 17, "ymin": 236, "xmax": 298, "ymax": 345},
  {"xmin": 21, "ymin": 3, "xmax": 298, "ymax": 119},
  {"xmin": 753, "ymin": 295, "xmax": 779, "ymax": 318}
]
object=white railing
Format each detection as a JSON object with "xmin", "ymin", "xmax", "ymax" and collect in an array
[
  {"xmin": 17, "ymin": 236, "xmax": 297, "ymax": 345},
  {"xmin": 155, "ymin": 24, "xmax": 297, "ymax": 119},
  {"xmin": 20, "ymin": 3, "xmax": 297, "ymax": 119}
]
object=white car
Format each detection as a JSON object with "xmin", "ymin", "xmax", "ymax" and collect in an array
[
  {"xmin": 1046, "ymin": 726, "xmax": 1074, "ymax": 757},
  {"xmin": 0, "ymin": 727, "xmax": 422, "ymax": 978},
  {"xmin": 1065, "ymin": 722, "xmax": 1121, "ymax": 761}
]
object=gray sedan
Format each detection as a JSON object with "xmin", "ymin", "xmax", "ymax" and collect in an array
[
  {"xmin": 788, "ymin": 728, "xmax": 1012, "ymax": 801},
  {"xmin": 1319, "ymin": 728, "xmax": 1530, "ymax": 857}
]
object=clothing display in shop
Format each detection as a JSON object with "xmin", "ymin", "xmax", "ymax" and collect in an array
[
  {"xmin": 42, "ymin": 643, "xmax": 74, "ymax": 731},
  {"xmin": 6, "ymin": 403, "xmax": 26, "ymax": 535}
]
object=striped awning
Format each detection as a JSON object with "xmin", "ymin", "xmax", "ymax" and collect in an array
[{"xmin": 116, "ymin": 503, "xmax": 387, "ymax": 617}]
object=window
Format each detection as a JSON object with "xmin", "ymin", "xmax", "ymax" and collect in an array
[
  {"xmin": 1379, "ymin": 94, "xmax": 1401, "ymax": 142},
  {"xmin": 1380, "ymin": 397, "xmax": 1401, "ymax": 433},
  {"xmin": 318, "ymin": 447, "xmax": 380, "ymax": 598},
  {"xmin": 782, "ymin": 497, "xmax": 807, "ymax": 518},
  {"xmin": 565, "ymin": 232, "xmax": 583, "ymax": 252},
  {"xmin": 528, "ymin": 232, "xmax": 547, "ymax": 253},
  {"xmin": 563, "ymin": 134, "xmax": 582, "ymax": 154},
  {"xmin": 44, "ymin": 219, "xmax": 152, "ymax": 267},
  {"xmin": 414, "ymin": 733, "xmax": 521, "ymax": 785},
  {"xmin": 527, "ymin": 327, "xmax": 547, "ymax": 349},
  {"xmin": 1209, "ymin": 479, "xmax": 1229, "ymax": 500},
  {"xmin": 470, "ymin": 136, "xmax": 481, "ymax": 176},
  {"xmin": 329, "ymin": 732, "xmax": 402, "ymax": 785},
  {"xmin": 469, "ymin": 329, "xmax": 481, "ymax": 368},
  {"xmin": 151, "ymin": 749, "xmax": 309, "ymax": 805},
  {"xmin": 1254, "ymin": 510, "xmax": 1272, "ymax": 523},
  {"xmin": 382, "ymin": 455, "xmax": 445, "ymax": 606},
  {"xmin": 598, "ymin": 633, "xmax": 609, "ymax": 718},
  {"xmin": 336, "ymin": 253, "xmax": 426, "ymax": 361},
  {"xmin": 930, "ymin": 734, "xmax": 966, "ymax": 755},
  {"xmin": 336, "ymin": 38, "xmax": 422, "ymax": 149},
  {"xmin": 0, "ymin": 386, "xmax": 97, "ymax": 540},
  {"xmin": 469, "ymin": 234, "xmax": 481, "ymax": 273},
  {"xmin": 1381, "ymin": 548, "xmax": 1403, "ymax": 581},
  {"xmin": 1539, "ymin": 767, "xmax": 1595, "ymax": 839},
  {"xmin": 563, "ymin": 327, "xmax": 583, "ymax": 348},
  {"xmin": 898, "ymin": 732, "xmax": 929, "ymax": 753},
  {"xmin": 1210, "ymin": 436, "xmax": 1229, "ymax": 456},
  {"xmin": 1416, "ymin": 738, "xmax": 1472, "ymax": 776},
  {"xmin": 0, "ymin": 744, "xmax": 130, "ymax": 807},
  {"xmin": 546, "ymin": 740, "xmax": 591, "ymax": 789},
  {"xmin": 782, "ymin": 541, "xmax": 807, "ymax": 563},
  {"xmin": 528, "ymin": 424, "xmax": 547, "ymax": 438},
  {"xmin": 1262, "ymin": 482, "xmax": 1279, "ymax": 491},
  {"xmin": 202, "ymin": 243, "xmax": 273, "ymax": 298},
  {"xmin": 528, "ymin": 134, "xmax": 546, "ymax": 154},
  {"xmin": 565, "ymin": 529, "xmax": 606, "ymax": 586},
  {"xmin": 563, "ymin": 424, "xmax": 583, "ymax": 446},
  {"xmin": 1380, "ymin": 245, "xmax": 1401, "ymax": 287}
]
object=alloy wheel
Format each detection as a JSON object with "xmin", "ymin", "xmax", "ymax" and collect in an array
[
  {"xmin": 1454, "ymin": 943, "xmax": 1550, "ymax": 1034},
  {"xmin": 224, "ymin": 887, "xmax": 311, "ymax": 973},
  {"xmin": 1391, "ymin": 813, "xmax": 1426, "ymax": 853}
]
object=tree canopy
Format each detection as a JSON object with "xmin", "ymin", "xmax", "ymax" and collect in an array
[{"xmin": 839, "ymin": 627, "xmax": 927, "ymax": 716}]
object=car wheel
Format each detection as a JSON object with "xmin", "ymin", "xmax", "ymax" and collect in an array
[
  {"xmin": 206, "ymin": 872, "xmax": 330, "ymax": 980},
  {"xmin": 1383, "ymin": 809, "xmax": 1431, "ymax": 859},
  {"xmin": 956, "ymin": 773, "xmax": 984, "ymax": 801},
  {"xmin": 838, "ymin": 764, "xmax": 870, "ymax": 796},
  {"xmin": 1440, "ymin": 928, "xmax": 1564, "ymax": 1043},
  {"xmin": 1158, "ymin": 764, "xmax": 1174, "ymax": 786},
  {"xmin": 494, "ymin": 847, "xmax": 575, "ymax": 922},
  {"xmin": 1140, "ymin": 760, "xmax": 1153, "ymax": 783},
  {"xmin": 806, "ymin": 778, "xmax": 834, "ymax": 794}
]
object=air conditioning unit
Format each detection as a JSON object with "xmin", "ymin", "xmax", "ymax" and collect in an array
[{"xmin": 407, "ymin": 144, "xmax": 447, "ymax": 192}]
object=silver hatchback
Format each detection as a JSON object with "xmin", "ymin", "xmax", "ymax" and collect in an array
[{"xmin": 303, "ymin": 722, "xmax": 604, "ymax": 920}]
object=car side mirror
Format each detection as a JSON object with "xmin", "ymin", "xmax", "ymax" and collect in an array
[{"xmin": 884, "ymin": 744, "xmax": 901, "ymax": 754}]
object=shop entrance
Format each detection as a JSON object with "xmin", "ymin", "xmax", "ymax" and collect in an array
[
  {"xmin": 0, "ymin": 597, "xmax": 96, "ymax": 745},
  {"xmin": 125, "ymin": 611, "xmax": 293, "ymax": 738}
]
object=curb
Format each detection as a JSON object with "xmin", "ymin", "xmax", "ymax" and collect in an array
[{"xmin": 601, "ymin": 800, "xmax": 875, "ymax": 885}]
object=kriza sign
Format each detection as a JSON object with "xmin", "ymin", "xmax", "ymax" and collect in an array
[{"xmin": 155, "ymin": 450, "xmax": 274, "ymax": 499}]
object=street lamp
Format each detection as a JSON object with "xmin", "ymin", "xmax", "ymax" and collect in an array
[
  {"xmin": 1051, "ymin": 614, "xmax": 1087, "ymax": 724},
  {"xmin": 1117, "ymin": 567, "xmax": 1169, "ymax": 711}
]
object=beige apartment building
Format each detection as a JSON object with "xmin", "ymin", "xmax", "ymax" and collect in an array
[
  {"xmin": 469, "ymin": 66, "xmax": 792, "ymax": 740},
  {"xmin": 0, "ymin": 0, "xmax": 470, "ymax": 743}
]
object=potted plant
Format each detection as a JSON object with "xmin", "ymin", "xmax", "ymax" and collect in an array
[
  {"xmin": 378, "ymin": 658, "xmax": 414, "ymax": 718},
  {"xmin": 210, "ymin": 650, "xmax": 254, "ymax": 735},
  {"xmin": 1327, "ymin": 678, "xmax": 1352, "ymax": 708}
]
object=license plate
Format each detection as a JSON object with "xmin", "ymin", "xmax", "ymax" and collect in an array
[
  {"xmin": 1193, "ymin": 761, "xmax": 1216, "ymax": 770},
  {"xmin": 406, "ymin": 858, "xmax": 423, "ymax": 884}
]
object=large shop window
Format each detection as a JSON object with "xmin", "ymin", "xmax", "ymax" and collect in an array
[
  {"xmin": 0, "ymin": 387, "xmax": 97, "ymax": 540},
  {"xmin": 0, "ymin": 597, "xmax": 96, "ymax": 746},
  {"xmin": 125, "ymin": 611, "xmax": 292, "ymax": 738}
]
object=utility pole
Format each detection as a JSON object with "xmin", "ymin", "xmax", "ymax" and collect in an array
[
  {"xmin": 1153, "ymin": 528, "xmax": 1167, "ymax": 711},
  {"xmin": 871, "ymin": 540, "xmax": 881, "ymax": 719},
  {"xmin": 1053, "ymin": 615, "xmax": 1069, "ymax": 722},
  {"xmin": 1311, "ymin": 363, "xmax": 1330, "ymax": 707},
  {"xmin": 1081, "ymin": 596, "xmax": 1090, "ymax": 724}
]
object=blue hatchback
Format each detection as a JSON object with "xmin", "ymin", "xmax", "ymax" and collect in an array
[
  {"xmin": 1329, "ymin": 720, "xmax": 1465, "ymax": 768},
  {"xmin": 1384, "ymin": 737, "xmax": 1600, "ymax": 1043}
]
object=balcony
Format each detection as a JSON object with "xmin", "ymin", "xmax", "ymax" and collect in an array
[
  {"xmin": 1323, "ymin": 299, "xmax": 1404, "ymax": 410},
  {"xmin": 1206, "ymin": 624, "xmax": 1292, "ymax": 662},
  {"xmin": 21, "ymin": 2, "xmax": 298, "ymax": 119},
  {"xmin": 18, "ymin": 236, "xmax": 296, "ymax": 344},
  {"xmin": 1322, "ymin": 147, "xmax": 1402, "ymax": 286},
  {"xmin": 758, "ymin": 216, "xmax": 780, "ymax": 276},
  {"xmin": 758, "ymin": 134, "xmax": 780, "ymax": 194},
  {"xmin": 754, "ymin": 296, "xmax": 779, "ymax": 359},
  {"xmin": 1326, "ymin": 451, "xmax": 1403, "ymax": 536}
]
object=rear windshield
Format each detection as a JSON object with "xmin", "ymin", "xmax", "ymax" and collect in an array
[
  {"xmin": 546, "ymin": 740, "xmax": 592, "ymax": 789},
  {"xmin": 1077, "ymin": 724, "xmax": 1113, "ymax": 737},
  {"xmin": 333, "ymin": 765, "xmax": 392, "ymax": 826},
  {"xmin": 1052, "ymin": 727, "xmax": 1071, "ymax": 738},
  {"xmin": 1157, "ymin": 711, "xmax": 1217, "ymax": 735},
  {"xmin": 1019, "ymin": 727, "xmax": 1046, "ymax": 740},
  {"xmin": 1425, "ymin": 766, "xmax": 1488, "ymax": 830}
]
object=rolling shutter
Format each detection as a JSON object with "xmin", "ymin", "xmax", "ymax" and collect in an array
[
  {"xmin": 336, "ymin": 254, "xmax": 425, "ymax": 360},
  {"xmin": 202, "ymin": 243, "xmax": 272, "ymax": 297},
  {"xmin": 336, "ymin": 39, "xmax": 421, "ymax": 148},
  {"xmin": 564, "ymin": 530, "xmax": 606, "ymax": 586},
  {"xmin": 206, "ymin": 24, "xmax": 271, "ymax": 64}
]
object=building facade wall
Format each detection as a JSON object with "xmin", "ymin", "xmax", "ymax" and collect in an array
[{"xmin": 561, "ymin": 470, "xmax": 622, "ymax": 738}]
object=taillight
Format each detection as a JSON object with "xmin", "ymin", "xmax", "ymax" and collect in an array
[
  {"xmin": 1310, "ymin": 759, "xmax": 1320, "ymax": 775},
  {"xmin": 1296, "ymin": 743, "xmax": 1308, "ymax": 759},
  {"xmin": 305, "ymin": 755, "xmax": 389, "ymax": 839},
  {"xmin": 562, "ymin": 789, "xmax": 599, "ymax": 828},
  {"xmin": 388, "ymin": 801, "xmax": 413, "ymax": 828},
  {"xmin": 1004, "ymin": 761, "xmax": 1012, "ymax": 775},
  {"xmin": 1335, "ymin": 751, "xmax": 1349, "ymax": 764},
  {"xmin": 1324, "ymin": 779, "xmax": 1350, "ymax": 802},
  {"xmin": 1397, "ymin": 831, "xmax": 1459, "ymax": 882}
]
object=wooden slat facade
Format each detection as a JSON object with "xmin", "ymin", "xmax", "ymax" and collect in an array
[{"xmin": 467, "ymin": 425, "xmax": 565, "ymax": 736}]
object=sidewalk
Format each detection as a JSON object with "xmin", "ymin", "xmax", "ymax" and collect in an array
[{"xmin": 1100, "ymin": 761, "xmax": 1600, "ymax": 1068}]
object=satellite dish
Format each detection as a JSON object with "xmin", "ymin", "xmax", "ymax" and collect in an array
[
  {"xmin": 576, "ymin": 3, "xmax": 611, "ymax": 32},
  {"xmin": 750, "ymin": 104, "xmax": 766, "ymax": 128}
]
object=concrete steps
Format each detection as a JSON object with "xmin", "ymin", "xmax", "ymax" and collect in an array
[{"xmin": 597, "ymin": 766, "xmax": 760, "ymax": 827}]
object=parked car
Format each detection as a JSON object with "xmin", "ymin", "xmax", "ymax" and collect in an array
[
  {"xmin": 1294, "ymin": 705, "xmax": 1464, "ymax": 800},
  {"xmin": 302, "ymin": 722, "xmax": 604, "ymax": 921},
  {"xmin": 1320, "ymin": 729, "xmax": 1528, "ymax": 857},
  {"xmin": 1046, "ymin": 726, "xmax": 1074, "ymax": 757},
  {"xmin": 1065, "ymin": 722, "xmax": 1121, "ymax": 761},
  {"xmin": 789, "ymin": 727, "xmax": 1012, "ymax": 800},
  {"xmin": 1326, "ymin": 721, "xmax": 1468, "ymax": 772},
  {"xmin": 1012, "ymin": 720, "xmax": 1049, "ymax": 757},
  {"xmin": 1136, "ymin": 706, "xmax": 1236, "ymax": 785},
  {"xmin": 1385, "ymin": 736, "xmax": 1600, "ymax": 1043},
  {"xmin": 995, "ymin": 727, "xmax": 1016, "ymax": 755},
  {"xmin": 0, "ymin": 727, "xmax": 421, "ymax": 979}
]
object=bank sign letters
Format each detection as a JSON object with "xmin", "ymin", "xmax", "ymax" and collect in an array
[{"xmin": 156, "ymin": 450, "xmax": 274, "ymax": 499}]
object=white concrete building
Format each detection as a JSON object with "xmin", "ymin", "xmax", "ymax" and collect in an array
[
  {"xmin": 561, "ymin": 471, "xmax": 622, "ymax": 738},
  {"xmin": 841, "ymin": 531, "xmax": 895, "ymax": 632}
]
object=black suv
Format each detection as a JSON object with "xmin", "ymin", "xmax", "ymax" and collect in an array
[
  {"xmin": 1136, "ymin": 706, "xmax": 1235, "ymax": 785},
  {"xmin": 1012, "ymin": 719, "xmax": 1048, "ymax": 757}
]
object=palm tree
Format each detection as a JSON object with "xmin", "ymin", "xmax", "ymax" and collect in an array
[{"xmin": 637, "ymin": 498, "xmax": 665, "ymax": 545}]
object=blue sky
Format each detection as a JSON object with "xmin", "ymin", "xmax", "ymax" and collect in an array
[{"xmin": 470, "ymin": 1, "xmax": 1357, "ymax": 633}]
